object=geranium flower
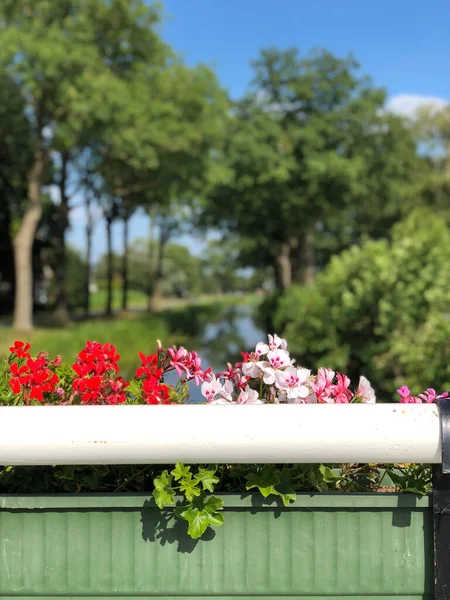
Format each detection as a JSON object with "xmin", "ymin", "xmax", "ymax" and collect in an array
[
  {"xmin": 168, "ymin": 346, "xmax": 188, "ymax": 376},
  {"xmin": 201, "ymin": 375, "xmax": 223, "ymax": 403},
  {"xmin": 275, "ymin": 366, "xmax": 310, "ymax": 402},
  {"xmin": 236, "ymin": 386, "xmax": 263, "ymax": 404},
  {"xmin": 330, "ymin": 373, "xmax": 353, "ymax": 404},
  {"xmin": 268, "ymin": 334, "xmax": 287, "ymax": 351},
  {"xmin": 310, "ymin": 367, "xmax": 335, "ymax": 403},
  {"xmin": 356, "ymin": 376, "xmax": 376, "ymax": 403},
  {"xmin": 9, "ymin": 340, "xmax": 31, "ymax": 359}
]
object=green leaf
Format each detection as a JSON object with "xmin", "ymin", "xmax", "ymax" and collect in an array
[
  {"xmin": 126, "ymin": 380, "xmax": 141, "ymax": 398},
  {"xmin": 179, "ymin": 473, "xmax": 202, "ymax": 501},
  {"xmin": 194, "ymin": 467, "xmax": 219, "ymax": 492},
  {"xmin": 176, "ymin": 494, "xmax": 224, "ymax": 538},
  {"xmin": 245, "ymin": 466, "xmax": 281, "ymax": 498},
  {"xmin": 152, "ymin": 470, "xmax": 175, "ymax": 509},
  {"xmin": 177, "ymin": 504, "xmax": 210, "ymax": 539},
  {"xmin": 319, "ymin": 465, "xmax": 344, "ymax": 484},
  {"xmin": 171, "ymin": 462, "xmax": 191, "ymax": 481}
]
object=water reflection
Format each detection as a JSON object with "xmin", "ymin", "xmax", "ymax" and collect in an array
[{"xmin": 165, "ymin": 304, "xmax": 265, "ymax": 403}]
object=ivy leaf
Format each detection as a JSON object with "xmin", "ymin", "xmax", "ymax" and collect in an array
[
  {"xmin": 194, "ymin": 467, "xmax": 219, "ymax": 492},
  {"xmin": 171, "ymin": 462, "xmax": 191, "ymax": 481},
  {"xmin": 277, "ymin": 468, "xmax": 297, "ymax": 506},
  {"xmin": 245, "ymin": 466, "xmax": 281, "ymax": 498},
  {"xmin": 203, "ymin": 494, "xmax": 224, "ymax": 526},
  {"xmin": 305, "ymin": 468, "xmax": 321, "ymax": 491},
  {"xmin": 319, "ymin": 465, "xmax": 344, "ymax": 484},
  {"xmin": 177, "ymin": 504, "xmax": 210, "ymax": 539},
  {"xmin": 152, "ymin": 470, "xmax": 175, "ymax": 509},
  {"xmin": 179, "ymin": 473, "xmax": 202, "ymax": 501},
  {"xmin": 176, "ymin": 495, "xmax": 224, "ymax": 538}
]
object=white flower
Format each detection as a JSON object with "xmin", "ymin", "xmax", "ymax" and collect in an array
[
  {"xmin": 356, "ymin": 376, "xmax": 376, "ymax": 403},
  {"xmin": 275, "ymin": 366, "xmax": 311, "ymax": 401},
  {"xmin": 267, "ymin": 348, "xmax": 291, "ymax": 369},
  {"xmin": 201, "ymin": 375, "xmax": 223, "ymax": 403},
  {"xmin": 242, "ymin": 361, "xmax": 262, "ymax": 378},
  {"xmin": 218, "ymin": 379, "xmax": 234, "ymax": 402},
  {"xmin": 255, "ymin": 342, "xmax": 269, "ymax": 357},
  {"xmin": 268, "ymin": 334, "xmax": 287, "ymax": 351},
  {"xmin": 236, "ymin": 386, "xmax": 263, "ymax": 404}
]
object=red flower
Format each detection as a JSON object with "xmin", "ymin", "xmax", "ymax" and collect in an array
[
  {"xmin": 8, "ymin": 353, "xmax": 59, "ymax": 402},
  {"xmin": 9, "ymin": 340, "xmax": 31, "ymax": 359}
]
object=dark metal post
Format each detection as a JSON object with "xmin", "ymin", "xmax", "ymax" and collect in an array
[{"xmin": 433, "ymin": 398, "xmax": 450, "ymax": 599}]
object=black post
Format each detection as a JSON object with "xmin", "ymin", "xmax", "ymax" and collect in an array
[{"xmin": 433, "ymin": 398, "xmax": 450, "ymax": 599}]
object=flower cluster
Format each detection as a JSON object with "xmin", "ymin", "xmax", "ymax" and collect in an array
[
  {"xmin": 3, "ymin": 335, "xmax": 448, "ymax": 406},
  {"xmin": 8, "ymin": 341, "xmax": 59, "ymax": 402},
  {"xmin": 201, "ymin": 334, "xmax": 376, "ymax": 405},
  {"xmin": 72, "ymin": 341, "xmax": 128, "ymax": 404},
  {"xmin": 397, "ymin": 386, "xmax": 449, "ymax": 404},
  {"xmin": 134, "ymin": 344, "xmax": 211, "ymax": 404}
]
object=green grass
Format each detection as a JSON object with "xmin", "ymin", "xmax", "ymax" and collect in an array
[
  {"xmin": 0, "ymin": 313, "xmax": 170, "ymax": 379},
  {"xmin": 83, "ymin": 289, "xmax": 149, "ymax": 312}
]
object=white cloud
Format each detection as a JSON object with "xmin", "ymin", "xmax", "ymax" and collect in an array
[{"xmin": 386, "ymin": 94, "xmax": 448, "ymax": 117}]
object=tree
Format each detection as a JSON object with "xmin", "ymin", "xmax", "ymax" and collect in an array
[
  {"xmin": 0, "ymin": 0, "xmax": 167, "ymax": 330},
  {"xmin": 413, "ymin": 103, "xmax": 450, "ymax": 219},
  {"xmin": 274, "ymin": 209, "xmax": 450, "ymax": 397},
  {"xmin": 205, "ymin": 48, "xmax": 420, "ymax": 291},
  {"xmin": 0, "ymin": 75, "xmax": 34, "ymax": 312}
]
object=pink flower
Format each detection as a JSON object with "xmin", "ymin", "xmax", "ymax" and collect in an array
[
  {"xmin": 310, "ymin": 367, "xmax": 335, "ymax": 403},
  {"xmin": 167, "ymin": 346, "xmax": 188, "ymax": 377},
  {"xmin": 330, "ymin": 373, "xmax": 353, "ymax": 404},
  {"xmin": 187, "ymin": 352, "xmax": 209, "ymax": 385},
  {"xmin": 397, "ymin": 386, "xmax": 420, "ymax": 403},
  {"xmin": 416, "ymin": 389, "xmax": 449, "ymax": 404}
]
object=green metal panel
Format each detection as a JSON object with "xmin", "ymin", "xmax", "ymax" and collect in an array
[{"xmin": 0, "ymin": 493, "xmax": 433, "ymax": 599}]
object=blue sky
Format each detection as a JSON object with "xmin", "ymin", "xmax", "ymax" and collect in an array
[{"xmin": 67, "ymin": 0, "xmax": 450, "ymax": 260}]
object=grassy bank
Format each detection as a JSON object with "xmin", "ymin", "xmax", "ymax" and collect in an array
[{"xmin": 0, "ymin": 293, "xmax": 263, "ymax": 379}]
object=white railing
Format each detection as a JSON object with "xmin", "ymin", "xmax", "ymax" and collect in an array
[{"xmin": 0, "ymin": 404, "xmax": 441, "ymax": 465}]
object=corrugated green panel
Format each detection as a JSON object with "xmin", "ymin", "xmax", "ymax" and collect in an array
[{"xmin": 0, "ymin": 494, "xmax": 433, "ymax": 598}]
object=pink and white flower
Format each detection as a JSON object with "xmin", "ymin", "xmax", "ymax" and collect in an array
[
  {"xmin": 268, "ymin": 334, "xmax": 287, "ymax": 351},
  {"xmin": 275, "ymin": 366, "xmax": 310, "ymax": 401},
  {"xmin": 356, "ymin": 376, "xmax": 376, "ymax": 403},
  {"xmin": 201, "ymin": 375, "xmax": 223, "ymax": 403},
  {"xmin": 236, "ymin": 386, "xmax": 263, "ymax": 404},
  {"xmin": 259, "ymin": 348, "xmax": 293, "ymax": 385}
]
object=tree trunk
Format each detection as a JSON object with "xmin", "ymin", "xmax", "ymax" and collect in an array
[
  {"xmin": 293, "ymin": 231, "xmax": 316, "ymax": 285},
  {"xmin": 147, "ymin": 205, "xmax": 156, "ymax": 310},
  {"xmin": 121, "ymin": 216, "xmax": 129, "ymax": 311},
  {"xmin": 54, "ymin": 152, "xmax": 70, "ymax": 325},
  {"xmin": 105, "ymin": 216, "xmax": 113, "ymax": 317},
  {"xmin": 83, "ymin": 195, "xmax": 93, "ymax": 318},
  {"xmin": 149, "ymin": 227, "xmax": 167, "ymax": 312},
  {"xmin": 12, "ymin": 146, "xmax": 45, "ymax": 331},
  {"xmin": 275, "ymin": 240, "xmax": 293, "ymax": 292}
]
